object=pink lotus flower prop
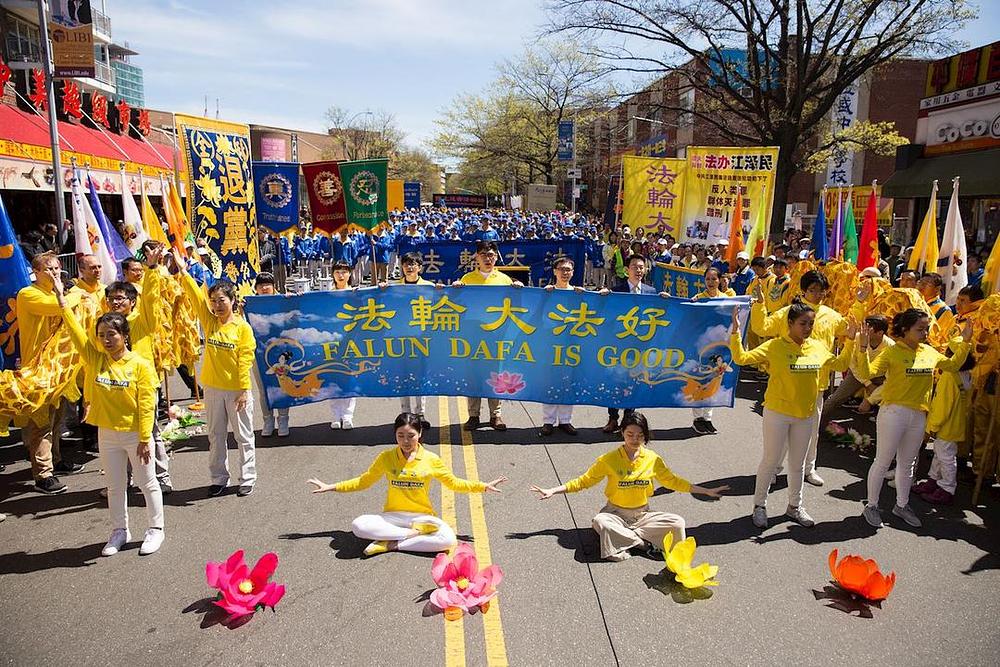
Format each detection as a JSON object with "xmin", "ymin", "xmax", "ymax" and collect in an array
[
  {"xmin": 205, "ymin": 549, "xmax": 285, "ymax": 619},
  {"xmin": 486, "ymin": 371, "xmax": 525, "ymax": 395},
  {"xmin": 430, "ymin": 544, "xmax": 503, "ymax": 619}
]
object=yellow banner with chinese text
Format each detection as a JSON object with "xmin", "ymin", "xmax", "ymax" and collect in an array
[
  {"xmin": 621, "ymin": 155, "xmax": 686, "ymax": 236},
  {"xmin": 822, "ymin": 185, "xmax": 894, "ymax": 228},
  {"xmin": 680, "ymin": 146, "xmax": 778, "ymax": 244}
]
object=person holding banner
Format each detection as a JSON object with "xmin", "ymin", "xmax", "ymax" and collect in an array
[
  {"xmin": 453, "ymin": 241, "xmax": 524, "ymax": 432},
  {"xmin": 253, "ymin": 272, "xmax": 290, "ymax": 438},
  {"xmin": 330, "ymin": 260, "xmax": 359, "ymax": 429},
  {"xmin": 530, "ymin": 412, "xmax": 728, "ymax": 561},
  {"xmin": 689, "ymin": 267, "xmax": 735, "ymax": 435},
  {"xmin": 174, "ymin": 249, "xmax": 258, "ymax": 498},
  {"xmin": 730, "ymin": 301, "xmax": 858, "ymax": 529},
  {"xmin": 307, "ymin": 412, "xmax": 507, "ymax": 556},
  {"xmin": 53, "ymin": 278, "xmax": 165, "ymax": 556},
  {"xmin": 855, "ymin": 310, "xmax": 972, "ymax": 529},
  {"xmin": 598, "ymin": 254, "xmax": 669, "ymax": 433},
  {"xmin": 539, "ymin": 256, "xmax": 584, "ymax": 437},
  {"xmin": 390, "ymin": 252, "xmax": 435, "ymax": 429}
]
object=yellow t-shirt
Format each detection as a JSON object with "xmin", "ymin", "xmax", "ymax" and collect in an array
[
  {"xmin": 692, "ymin": 289, "xmax": 737, "ymax": 299},
  {"xmin": 459, "ymin": 270, "xmax": 513, "ymax": 286},
  {"xmin": 855, "ymin": 339, "xmax": 970, "ymax": 413},
  {"xmin": 397, "ymin": 277, "xmax": 435, "ymax": 286},
  {"xmin": 333, "ymin": 445, "xmax": 486, "ymax": 515},
  {"xmin": 730, "ymin": 333, "xmax": 855, "ymax": 419},
  {"xmin": 927, "ymin": 370, "xmax": 968, "ymax": 442},
  {"xmin": 750, "ymin": 302, "xmax": 847, "ymax": 351},
  {"xmin": 180, "ymin": 272, "xmax": 256, "ymax": 391},
  {"xmin": 62, "ymin": 306, "xmax": 157, "ymax": 441},
  {"xmin": 69, "ymin": 278, "xmax": 106, "ymax": 304},
  {"xmin": 15, "ymin": 284, "xmax": 82, "ymax": 362},
  {"xmin": 764, "ymin": 274, "xmax": 791, "ymax": 313},
  {"xmin": 564, "ymin": 446, "xmax": 691, "ymax": 509}
]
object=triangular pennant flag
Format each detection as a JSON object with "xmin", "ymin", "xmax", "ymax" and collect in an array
[
  {"xmin": 745, "ymin": 194, "xmax": 769, "ymax": 258},
  {"xmin": 121, "ymin": 169, "xmax": 148, "ymax": 252},
  {"xmin": 908, "ymin": 181, "xmax": 939, "ymax": 274},
  {"xmin": 983, "ymin": 232, "xmax": 1000, "ymax": 296},
  {"xmin": 88, "ymin": 171, "xmax": 132, "ymax": 272},
  {"xmin": 725, "ymin": 189, "xmax": 746, "ymax": 271},
  {"xmin": 858, "ymin": 185, "xmax": 880, "ymax": 270},
  {"xmin": 843, "ymin": 189, "xmax": 858, "ymax": 264},
  {"xmin": 811, "ymin": 195, "xmax": 828, "ymax": 260},
  {"xmin": 140, "ymin": 178, "xmax": 168, "ymax": 245},
  {"xmin": 0, "ymin": 191, "xmax": 32, "ymax": 370}
]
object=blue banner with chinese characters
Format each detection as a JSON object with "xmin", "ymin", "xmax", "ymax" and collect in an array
[
  {"xmin": 557, "ymin": 120, "xmax": 575, "ymax": 161},
  {"xmin": 252, "ymin": 162, "xmax": 299, "ymax": 236},
  {"xmin": 244, "ymin": 285, "xmax": 749, "ymax": 410},
  {"xmin": 650, "ymin": 261, "xmax": 708, "ymax": 299},
  {"xmin": 176, "ymin": 114, "xmax": 259, "ymax": 293},
  {"xmin": 403, "ymin": 182, "xmax": 421, "ymax": 209},
  {"xmin": 402, "ymin": 240, "xmax": 586, "ymax": 286}
]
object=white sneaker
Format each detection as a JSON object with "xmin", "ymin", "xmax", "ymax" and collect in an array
[
  {"xmin": 139, "ymin": 528, "xmax": 165, "ymax": 555},
  {"xmin": 752, "ymin": 505, "xmax": 768, "ymax": 528},
  {"xmin": 330, "ymin": 420, "xmax": 341, "ymax": 429},
  {"xmin": 342, "ymin": 419, "xmax": 354, "ymax": 430},
  {"xmin": 102, "ymin": 528, "xmax": 131, "ymax": 556},
  {"xmin": 261, "ymin": 415, "xmax": 275, "ymax": 437},
  {"xmin": 804, "ymin": 471, "xmax": 825, "ymax": 486},
  {"xmin": 786, "ymin": 505, "xmax": 815, "ymax": 527}
]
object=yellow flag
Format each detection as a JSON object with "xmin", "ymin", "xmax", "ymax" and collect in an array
[
  {"xmin": 983, "ymin": 233, "xmax": 1000, "ymax": 296},
  {"xmin": 621, "ymin": 155, "xmax": 686, "ymax": 236},
  {"xmin": 907, "ymin": 181, "xmax": 939, "ymax": 274},
  {"xmin": 744, "ymin": 194, "xmax": 769, "ymax": 258},
  {"xmin": 142, "ymin": 190, "xmax": 168, "ymax": 244}
]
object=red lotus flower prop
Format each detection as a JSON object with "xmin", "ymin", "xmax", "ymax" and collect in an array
[
  {"xmin": 430, "ymin": 544, "xmax": 503, "ymax": 619},
  {"xmin": 206, "ymin": 549, "xmax": 286, "ymax": 618},
  {"xmin": 828, "ymin": 549, "xmax": 895, "ymax": 601}
]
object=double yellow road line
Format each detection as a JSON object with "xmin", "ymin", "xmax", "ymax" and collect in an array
[{"xmin": 438, "ymin": 397, "xmax": 509, "ymax": 667}]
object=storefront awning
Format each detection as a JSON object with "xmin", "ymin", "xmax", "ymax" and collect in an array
[
  {"xmin": 882, "ymin": 148, "xmax": 1000, "ymax": 199},
  {"xmin": 0, "ymin": 104, "xmax": 179, "ymax": 193}
]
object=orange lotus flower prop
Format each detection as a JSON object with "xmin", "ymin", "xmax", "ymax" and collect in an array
[{"xmin": 828, "ymin": 549, "xmax": 895, "ymax": 601}]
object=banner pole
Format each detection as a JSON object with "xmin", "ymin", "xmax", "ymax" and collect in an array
[{"xmin": 36, "ymin": 0, "xmax": 68, "ymax": 232}]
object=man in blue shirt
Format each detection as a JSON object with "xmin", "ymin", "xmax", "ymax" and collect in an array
[{"xmin": 967, "ymin": 253, "xmax": 984, "ymax": 288}]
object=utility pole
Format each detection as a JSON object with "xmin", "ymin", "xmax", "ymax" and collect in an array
[{"xmin": 37, "ymin": 0, "xmax": 67, "ymax": 233}]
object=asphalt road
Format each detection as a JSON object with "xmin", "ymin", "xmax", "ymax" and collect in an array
[{"xmin": 1, "ymin": 376, "xmax": 998, "ymax": 667}]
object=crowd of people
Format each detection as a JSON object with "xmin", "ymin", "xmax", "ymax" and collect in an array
[{"xmin": 2, "ymin": 206, "xmax": 996, "ymax": 564}]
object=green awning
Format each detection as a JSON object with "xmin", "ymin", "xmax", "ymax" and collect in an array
[{"xmin": 882, "ymin": 148, "xmax": 1000, "ymax": 198}]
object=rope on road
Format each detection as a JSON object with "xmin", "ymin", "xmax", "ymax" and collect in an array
[{"xmin": 516, "ymin": 401, "xmax": 621, "ymax": 667}]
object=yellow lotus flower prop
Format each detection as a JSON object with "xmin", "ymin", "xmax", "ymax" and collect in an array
[{"xmin": 662, "ymin": 533, "xmax": 718, "ymax": 589}]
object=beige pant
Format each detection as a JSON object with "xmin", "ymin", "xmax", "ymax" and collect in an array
[
  {"xmin": 467, "ymin": 396, "xmax": 501, "ymax": 419},
  {"xmin": 592, "ymin": 503, "xmax": 686, "ymax": 560},
  {"xmin": 22, "ymin": 402, "xmax": 65, "ymax": 481}
]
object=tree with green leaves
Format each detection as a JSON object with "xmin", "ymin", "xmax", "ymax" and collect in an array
[{"xmin": 546, "ymin": 0, "xmax": 976, "ymax": 233}]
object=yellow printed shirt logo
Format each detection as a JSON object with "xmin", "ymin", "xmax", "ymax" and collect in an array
[
  {"xmin": 789, "ymin": 362, "xmax": 821, "ymax": 373},
  {"xmin": 207, "ymin": 337, "xmax": 236, "ymax": 350},
  {"xmin": 618, "ymin": 479, "xmax": 651, "ymax": 489},
  {"xmin": 94, "ymin": 375, "xmax": 132, "ymax": 389},
  {"xmin": 390, "ymin": 479, "xmax": 427, "ymax": 489},
  {"xmin": 906, "ymin": 367, "xmax": 934, "ymax": 375}
]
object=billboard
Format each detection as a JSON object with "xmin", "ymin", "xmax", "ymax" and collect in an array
[
  {"xmin": 49, "ymin": 0, "xmax": 95, "ymax": 78},
  {"xmin": 403, "ymin": 181, "xmax": 422, "ymax": 208},
  {"xmin": 525, "ymin": 183, "xmax": 558, "ymax": 212}
]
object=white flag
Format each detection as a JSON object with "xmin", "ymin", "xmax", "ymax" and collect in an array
[
  {"xmin": 937, "ymin": 179, "xmax": 967, "ymax": 305},
  {"xmin": 120, "ymin": 169, "xmax": 147, "ymax": 252},
  {"xmin": 71, "ymin": 169, "xmax": 117, "ymax": 284}
]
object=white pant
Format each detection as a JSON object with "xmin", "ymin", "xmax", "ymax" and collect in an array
[
  {"xmin": 757, "ymin": 408, "xmax": 814, "ymax": 508},
  {"xmin": 928, "ymin": 438, "xmax": 958, "ymax": 494},
  {"xmin": 99, "ymin": 428, "xmax": 164, "ymax": 531},
  {"xmin": 867, "ymin": 404, "xmax": 927, "ymax": 508},
  {"xmin": 204, "ymin": 386, "xmax": 257, "ymax": 487},
  {"xmin": 542, "ymin": 404, "xmax": 573, "ymax": 425},
  {"xmin": 804, "ymin": 394, "xmax": 824, "ymax": 475},
  {"xmin": 692, "ymin": 408, "xmax": 713, "ymax": 420},
  {"xmin": 351, "ymin": 511, "xmax": 456, "ymax": 552},
  {"xmin": 400, "ymin": 396, "xmax": 427, "ymax": 416},
  {"xmin": 330, "ymin": 397, "xmax": 357, "ymax": 421}
]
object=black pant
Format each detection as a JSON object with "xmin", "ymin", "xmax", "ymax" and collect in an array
[
  {"xmin": 608, "ymin": 408, "xmax": 634, "ymax": 420},
  {"xmin": 177, "ymin": 364, "xmax": 200, "ymax": 396}
]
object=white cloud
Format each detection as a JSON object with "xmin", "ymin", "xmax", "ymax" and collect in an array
[
  {"xmin": 279, "ymin": 327, "xmax": 342, "ymax": 344},
  {"xmin": 696, "ymin": 324, "xmax": 730, "ymax": 351},
  {"xmin": 245, "ymin": 309, "xmax": 325, "ymax": 333}
]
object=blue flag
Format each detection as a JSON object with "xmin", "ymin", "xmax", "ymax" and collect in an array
[
  {"xmin": 811, "ymin": 196, "xmax": 828, "ymax": 261},
  {"xmin": 87, "ymin": 173, "xmax": 132, "ymax": 276},
  {"xmin": 252, "ymin": 162, "xmax": 300, "ymax": 235},
  {"xmin": 0, "ymin": 192, "xmax": 33, "ymax": 369}
]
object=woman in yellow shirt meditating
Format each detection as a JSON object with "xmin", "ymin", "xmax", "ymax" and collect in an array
[
  {"xmin": 55, "ymin": 278, "xmax": 164, "ymax": 557},
  {"xmin": 530, "ymin": 412, "xmax": 728, "ymax": 562},
  {"xmin": 308, "ymin": 413, "xmax": 507, "ymax": 556}
]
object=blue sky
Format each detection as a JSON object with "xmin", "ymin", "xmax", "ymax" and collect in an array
[{"xmin": 114, "ymin": 0, "xmax": 997, "ymax": 155}]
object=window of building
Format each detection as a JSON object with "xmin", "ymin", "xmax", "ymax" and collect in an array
[
  {"xmin": 679, "ymin": 89, "xmax": 695, "ymax": 127},
  {"xmin": 5, "ymin": 14, "xmax": 41, "ymax": 63}
]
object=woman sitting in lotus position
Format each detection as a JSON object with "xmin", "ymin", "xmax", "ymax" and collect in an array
[
  {"xmin": 308, "ymin": 412, "xmax": 506, "ymax": 556},
  {"xmin": 530, "ymin": 412, "xmax": 728, "ymax": 562}
]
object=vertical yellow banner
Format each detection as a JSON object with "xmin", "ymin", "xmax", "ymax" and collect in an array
[
  {"xmin": 621, "ymin": 155, "xmax": 686, "ymax": 235},
  {"xmin": 681, "ymin": 146, "xmax": 778, "ymax": 244},
  {"xmin": 386, "ymin": 179, "xmax": 405, "ymax": 212}
]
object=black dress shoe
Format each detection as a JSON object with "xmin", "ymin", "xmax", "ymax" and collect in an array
[
  {"xmin": 208, "ymin": 484, "xmax": 226, "ymax": 497},
  {"xmin": 54, "ymin": 460, "xmax": 85, "ymax": 475},
  {"xmin": 559, "ymin": 423, "xmax": 578, "ymax": 436},
  {"xmin": 539, "ymin": 423, "xmax": 554, "ymax": 436},
  {"xmin": 463, "ymin": 417, "xmax": 481, "ymax": 431}
]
